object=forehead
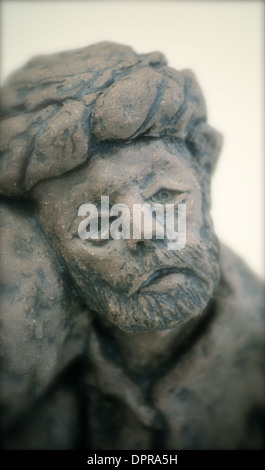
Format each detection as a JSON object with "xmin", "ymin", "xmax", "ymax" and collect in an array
[{"xmin": 81, "ymin": 139, "xmax": 198, "ymax": 198}]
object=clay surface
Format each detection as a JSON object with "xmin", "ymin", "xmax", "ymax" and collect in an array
[{"xmin": 0, "ymin": 42, "xmax": 264, "ymax": 449}]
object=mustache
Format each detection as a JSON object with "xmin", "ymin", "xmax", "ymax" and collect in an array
[
  {"xmin": 114, "ymin": 234, "xmax": 219, "ymax": 331},
  {"xmin": 89, "ymin": 239, "xmax": 220, "ymax": 332},
  {"xmin": 129, "ymin": 234, "xmax": 219, "ymax": 296}
]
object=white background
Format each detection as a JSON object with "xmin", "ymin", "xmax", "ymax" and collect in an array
[{"xmin": 1, "ymin": 0, "xmax": 264, "ymax": 279}]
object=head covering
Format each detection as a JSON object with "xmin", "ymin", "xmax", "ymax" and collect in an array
[{"xmin": 0, "ymin": 41, "xmax": 222, "ymax": 197}]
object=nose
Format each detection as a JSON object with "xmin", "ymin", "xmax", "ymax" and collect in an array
[
  {"xmin": 127, "ymin": 208, "xmax": 164, "ymax": 251},
  {"xmin": 127, "ymin": 238, "xmax": 145, "ymax": 251}
]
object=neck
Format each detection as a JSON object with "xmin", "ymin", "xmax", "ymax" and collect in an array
[{"xmin": 91, "ymin": 305, "xmax": 214, "ymax": 377}]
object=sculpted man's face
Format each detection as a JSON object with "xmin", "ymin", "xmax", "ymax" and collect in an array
[{"xmin": 34, "ymin": 139, "xmax": 220, "ymax": 332}]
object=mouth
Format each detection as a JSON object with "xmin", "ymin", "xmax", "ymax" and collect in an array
[
  {"xmin": 140, "ymin": 267, "xmax": 181, "ymax": 290},
  {"xmin": 129, "ymin": 266, "xmax": 190, "ymax": 296}
]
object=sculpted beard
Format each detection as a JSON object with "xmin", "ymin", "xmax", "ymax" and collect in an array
[{"xmin": 68, "ymin": 213, "xmax": 220, "ymax": 333}]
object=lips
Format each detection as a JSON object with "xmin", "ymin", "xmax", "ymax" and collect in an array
[
  {"xmin": 140, "ymin": 267, "xmax": 181, "ymax": 291},
  {"xmin": 129, "ymin": 266, "xmax": 189, "ymax": 296}
]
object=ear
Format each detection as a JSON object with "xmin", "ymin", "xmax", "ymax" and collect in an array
[{"xmin": 186, "ymin": 122, "xmax": 223, "ymax": 175}]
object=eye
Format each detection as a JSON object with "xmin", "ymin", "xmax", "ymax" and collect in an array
[
  {"xmin": 90, "ymin": 215, "xmax": 117, "ymax": 244},
  {"xmin": 150, "ymin": 188, "xmax": 184, "ymax": 203},
  {"xmin": 98, "ymin": 216, "xmax": 116, "ymax": 235}
]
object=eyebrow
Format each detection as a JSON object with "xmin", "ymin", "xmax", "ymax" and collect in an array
[
  {"xmin": 83, "ymin": 157, "xmax": 190, "ymax": 204},
  {"xmin": 88, "ymin": 189, "xmax": 123, "ymax": 209},
  {"xmin": 140, "ymin": 173, "xmax": 189, "ymax": 199}
]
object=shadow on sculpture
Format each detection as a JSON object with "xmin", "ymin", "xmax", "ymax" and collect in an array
[{"xmin": 0, "ymin": 42, "xmax": 264, "ymax": 449}]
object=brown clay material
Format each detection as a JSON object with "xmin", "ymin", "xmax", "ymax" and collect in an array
[{"xmin": 0, "ymin": 42, "xmax": 264, "ymax": 449}]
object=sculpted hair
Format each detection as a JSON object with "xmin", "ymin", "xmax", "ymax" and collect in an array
[{"xmin": 0, "ymin": 41, "xmax": 222, "ymax": 197}]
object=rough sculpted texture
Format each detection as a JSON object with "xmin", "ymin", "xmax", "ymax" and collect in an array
[
  {"xmin": 0, "ymin": 42, "xmax": 264, "ymax": 449},
  {"xmin": 0, "ymin": 42, "xmax": 221, "ymax": 196}
]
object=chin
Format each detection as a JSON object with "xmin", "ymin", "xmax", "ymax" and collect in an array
[{"xmin": 78, "ymin": 264, "xmax": 219, "ymax": 333}]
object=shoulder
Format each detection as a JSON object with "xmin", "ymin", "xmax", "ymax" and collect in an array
[
  {"xmin": 153, "ymin": 243, "xmax": 265, "ymax": 449},
  {"xmin": 0, "ymin": 202, "xmax": 90, "ymax": 431},
  {"xmin": 219, "ymin": 243, "xmax": 263, "ymax": 311},
  {"xmin": 214, "ymin": 243, "xmax": 264, "ymax": 362}
]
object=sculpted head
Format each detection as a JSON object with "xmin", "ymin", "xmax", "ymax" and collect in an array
[{"xmin": 0, "ymin": 42, "xmax": 222, "ymax": 332}]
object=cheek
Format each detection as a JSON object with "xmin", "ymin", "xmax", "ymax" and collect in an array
[
  {"xmin": 185, "ymin": 191, "xmax": 203, "ymax": 240},
  {"xmin": 60, "ymin": 238, "xmax": 131, "ymax": 289}
]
